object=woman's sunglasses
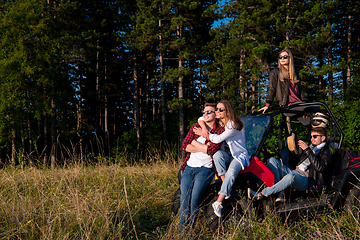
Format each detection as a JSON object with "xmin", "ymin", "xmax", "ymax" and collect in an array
[
  {"xmin": 279, "ymin": 55, "xmax": 289, "ymax": 60},
  {"xmin": 201, "ymin": 110, "xmax": 215, "ymax": 114},
  {"xmin": 215, "ymin": 108, "xmax": 225, "ymax": 112}
]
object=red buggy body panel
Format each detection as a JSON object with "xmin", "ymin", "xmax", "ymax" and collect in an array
[
  {"xmin": 346, "ymin": 150, "xmax": 360, "ymax": 169},
  {"xmin": 241, "ymin": 157, "xmax": 275, "ymax": 187}
]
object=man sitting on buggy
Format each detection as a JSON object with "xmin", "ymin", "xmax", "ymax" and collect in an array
[{"xmin": 248, "ymin": 127, "xmax": 332, "ymax": 202}]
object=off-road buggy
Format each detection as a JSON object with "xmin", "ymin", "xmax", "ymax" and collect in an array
[{"xmin": 171, "ymin": 102, "xmax": 360, "ymax": 230}]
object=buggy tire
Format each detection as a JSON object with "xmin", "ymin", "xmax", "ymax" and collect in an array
[
  {"xmin": 205, "ymin": 189, "xmax": 253, "ymax": 230},
  {"xmin": 171, "ymin": 188, "xmax": 181, "ymax": 216},
  {"xmin": 344, "ymin": 182, "xmax": 360, "ymax": 216}
]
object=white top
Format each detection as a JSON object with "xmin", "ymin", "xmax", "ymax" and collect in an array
[
  {"xmin": 199, "ymin": 117, "xmax": 249, "ymax": 170},
  {"xmin": 186, "ymin": 136, "xmax": 213, "ymax": 168}
]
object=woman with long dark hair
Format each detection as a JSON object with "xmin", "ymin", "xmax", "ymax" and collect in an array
[
  {"xmin": 259, "ymin": 48, "xmax": 305, "ymax": 113},
  {"xmin": 195, "ymin": 100, "xmax": 249, "ymax": 218}
]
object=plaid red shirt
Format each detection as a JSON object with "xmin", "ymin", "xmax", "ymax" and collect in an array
[{"xmin": 180, "ymin": 121, "xmax": 225, "ymax": 174}]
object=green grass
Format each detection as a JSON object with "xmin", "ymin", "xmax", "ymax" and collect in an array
[{"xmin": 0, "ymin": 151, "xmax": 359, "ymax": 239}]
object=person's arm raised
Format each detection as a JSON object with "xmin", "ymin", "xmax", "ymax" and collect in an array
[{"xmin": 209, "ymin": 127, "xmax": 238, "ymax": 144}]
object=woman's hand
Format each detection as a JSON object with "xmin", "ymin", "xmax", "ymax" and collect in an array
[
  {"xmin": 259, "ymin": 106, "xmax": 269, "ymax": 114},
  {"xmin": 194, "ymin": 127, "xmax": 209, "ymax": 140},
  {"xmin": 193, "ymin": 127, "xmax": 202, "ymax": 135},
  {"xmin": 193, "ymin": 127, "xmax": 209, "ymax": 140}
]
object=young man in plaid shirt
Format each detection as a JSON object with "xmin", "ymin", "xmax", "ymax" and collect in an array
[{"xmin": 179, "ymin": 103, "xmax": 224, "ymax": 231}]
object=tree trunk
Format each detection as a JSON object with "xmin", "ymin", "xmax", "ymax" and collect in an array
[
  {"xmin": 239, "ymin": 48, "xmax": 246, "ymax": 111},
  {"xmin": 20, "ymin": 123, "xmax": 25, "ymax": 169},
  {"xmin": 199, "ymin": 59, "xmax": 203, "ymax": 106},
  {"xmin": 77, "ymin": 75, "xmax": 83, "ymax": 164},
  {"xmin": 159, "ymin": 19, "xmax": 167, "ymax": 141},
  {"xmin": 42, "ymin": 84, "xmax": 48, "ymax": 167},
  {"xmin": 27, "ymin": 117, "xmax": 34, "ymax": 167},
  {"xmin": 133, "ymin": 49, "xmax": 141, "ymax": 141},
  {"xmin": 11, "ymin": 131, "xmax": 16, "ymax": 166},
  {"xmin": 96, "ymin": 39, "xmax": 101, "ymax": 136},
  {"xmin": 139, "ymin": 83, "xmax": 143, "ymax": 129},
  {"xmin": 43, "ymin": 116, "xmax": 48, "ymax": 167},
  {"xmin": 178, "ymin": 58, "xmax": 185, "ymax": 159},
  {"xmin": 346, "ymin": 12, "xmax": 352, "ymax": 90},
  {"xmin": 104, "ymin": 52, "xmax": 109, "ymax": 155},
  {"xmin": 145, "ymin": 67, "xmax": 150, "ymax": 125},
  {"xmin": 153, "ymin": 86, "xmax": 156, "ymax": 122},
  {"xmin": 113, "ymin": 112, "xmax": 116, "ymax": 136},
  {"xmin": 318, "ymin": 53, "xmax": 323, "ymax": 92},
  {"xmin": 286, "ymin": 0, "xmax": 291, "ymax": 42},
  {"xmin": 251, "ymin": 75, "xmax": 257, "ymax": 112},
  {"xmin": 51, "ymin": 99, "xmax": 56, "ymax": 168},
  {"xmin": 178, "ymin": 25, "xmax": 185, "ymax": 159},
  {"xmin": 37, "ymin": 119, "xmax": 41, "ymax": 154},
  {"xmin": 328, "ymin": 44, "xmax": 333, "ymax": 100}
]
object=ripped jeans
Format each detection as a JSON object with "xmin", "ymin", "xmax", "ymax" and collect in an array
[
  {"xmin": 262, "ymin": 157, "xmax": 308, "ymax": 197},
  {"xmin": 213, "ymin": 150, "xmax": 242, "ymax": 197}
]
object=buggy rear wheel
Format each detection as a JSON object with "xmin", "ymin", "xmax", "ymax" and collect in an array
[{"xmin": 344, "ymin": 182, "xmax": 360, "ymax": 218}]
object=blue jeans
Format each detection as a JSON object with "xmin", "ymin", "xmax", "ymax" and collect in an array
[
  {"xmin": 262, "ymin": 157, "xmax": 308, "ymax": 197},
  {"xmin": 179, "ymin": 165, "xmax": 214, "ymax": 230},
  {"xmin": 218, "ymin": 159, "xmax": 242, "ymax": 197},
  {"xmin": 213, "ymin": 149, "xmax": 242, "ymax": 197},
  {"xmin": 213, "ymin": 150, "xmax": 231, "ymax": 176}
]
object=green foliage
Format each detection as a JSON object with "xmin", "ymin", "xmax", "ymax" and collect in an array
[
  {"xmin": 167, "ymin": 98, "xmax": 192, "ymax": 111},
  {"xmin": 204, "ymin": 0, "xmax": 273, "ymax": 111},
  {"xmin": 328, "ymin": 74, "xmax": 360, "ymax": 149},
  {"xmin": 111, "ymin": 111, "xmax": 182, "ymax": 163},
  {"xmin": 0, "ymin": 0, "xmax": 359, "ymax": 167},
  {"xmin": 0, "ymin": 0, "xmax": 77, "ymax": 151}
]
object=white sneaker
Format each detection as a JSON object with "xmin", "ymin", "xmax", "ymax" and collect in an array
[
  {"xmin": 275, "ymin": 191, "xmax": 286, "ymax": 203},
  {"xmin": 212, "ymin": 201, "xmax": 223, "ymax": 217},
  {"xmin": 247, "ymin": 188, "xmax": 262, "ymax": 201}
]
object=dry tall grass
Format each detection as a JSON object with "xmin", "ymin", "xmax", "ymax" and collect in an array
[
  {"xmin": 0, "ymin": 151, "xmax": 359, "ymax": 239},
  {"xmin": 0, "ymin": 160, "xmax": 179, "ymax": 239}
]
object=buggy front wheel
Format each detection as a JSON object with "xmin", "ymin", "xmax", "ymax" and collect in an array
[
  {"xmin": 205, "ymin": 189, "xmax": 253, "ymax": 230},
  {"xmin": 171, "ymin": 188, "xmax": 181, "ymax": 216}
]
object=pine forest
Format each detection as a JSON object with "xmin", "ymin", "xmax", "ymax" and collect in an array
[{"xmin": 0, "ymin": 0, "xmax": 359, "ymax": 167}]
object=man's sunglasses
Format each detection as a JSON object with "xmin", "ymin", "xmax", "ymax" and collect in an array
[
  {"xmin": 311, "ymin": 135, "xmax": 323, "ymax": 139},
  {"xmin": 201, "ymin": 110, "xmax": 215, "ymax": 114},
  {"xmin": 279, "ymin": 55, "xmax": 289, "ymax": 60},
  {"xmin": 215, "ymin": 108, "xmax": 225, "ymax": 112}
]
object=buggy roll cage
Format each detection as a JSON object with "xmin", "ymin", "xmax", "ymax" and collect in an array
[{"xmin": 248, "ymin": 102, "xmax": 344, "ymax": 159}]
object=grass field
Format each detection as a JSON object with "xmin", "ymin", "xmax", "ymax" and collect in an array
[{"xmin": 0, "ymin": 152, "xmax": 359, "ymax": 239}]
